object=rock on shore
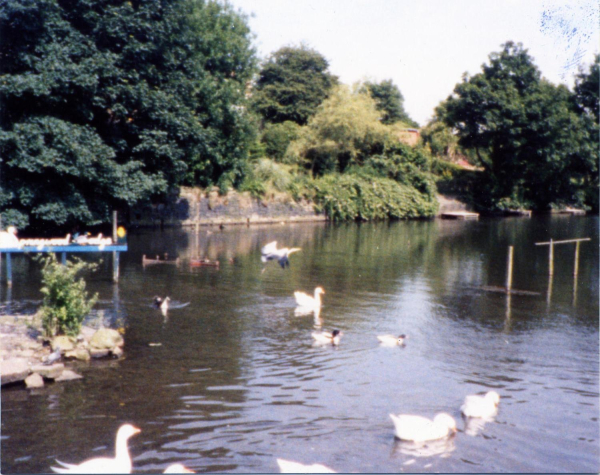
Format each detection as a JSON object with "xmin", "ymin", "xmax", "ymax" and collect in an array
[{"xmin": 1, "ymin": 315, "xmax": 125, "ymax": 388}]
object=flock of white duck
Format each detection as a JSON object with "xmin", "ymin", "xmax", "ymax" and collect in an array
[
  {"xmin": 267, "ymin": 240, "xmax": 501, "ymax": 471},
  {"xmin": 50, "ymin": 240, "xmax": 501, "ymax": 473}
]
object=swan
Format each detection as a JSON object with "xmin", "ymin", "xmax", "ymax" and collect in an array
[
  {"xmin": 276, "ymin": 458, "xmax": 336, "ymax": 473},
  {"xmin": 294, "ymin": 287, "xmax": 325, "ymax": 310},
  {"xmin": 153, "ymin": 296, "xmax": 170, "ymax": 311},
  {"xmin": 261, "ymin": 241, "xmax": 301, "ymax": 269},
  {"xmin": 389, "ymin": 413, "xmax": 456, "ymax": 442},
  {"xmin": 51, "ymin": 424, "xmax": 140, "ymax": 473},
  {"xmin": 311, "ymin": 329, "xmax": 342, "ymax": 345},
  {"xmin": 460, "ymin": 391, "xmax": 500, "ymax": 418},
  {"xmin": 163, "ymin": 463, "xmax": 195, "ymax": 473},
  {"xmin": 377, "ymin": 334, "xmax": 408, "ymax": 346}
]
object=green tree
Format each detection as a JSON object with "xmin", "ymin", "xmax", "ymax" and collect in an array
[
  {"xmin": 286, "ymin": 85, "xmax": 388, "ymax": 174},
  {"xmin": 363, "ymin": 79, "xmax": 418, "ymax": 127},
  {"xmin": 440, "ymin": 41, "xmax": 596, "ymax": 211},
  {"xmin": 420, "ymin": 119, "xmax": 461, "ymax": 160},
  {"xmin": 261, "ymin": 121, "xmax": 301, "ymax": 161},
  {"xmin": 574, "ymin": 54, "xmax": 599, "ymax": 121},
  {"xmin": 251, "ymin": 45, "xmax": 337, "ymax": 125},
  {"xmin": 0, "ymin": 0, "xmax": 257, "ymax": 230},
  {"xmin": 572, "ymin": 55, "xmax": 599, "ymax": 210}
]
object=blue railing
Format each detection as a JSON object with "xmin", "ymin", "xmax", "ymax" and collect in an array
[{"xmin": 0, "ymin": 244, "xmax": 128, "ymax": 286}]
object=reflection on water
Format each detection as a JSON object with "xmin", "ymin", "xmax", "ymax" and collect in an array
[
  {"xmin": 462, "ymin": 415, "xmax": 496, "ymax": 437},
  {"xmin": 1, "ymin": 216, "xmax": 598, "ymax": 473},
  {"xmin": 391, "ymin": 436, "xmax": 456, "ymax": 458}
]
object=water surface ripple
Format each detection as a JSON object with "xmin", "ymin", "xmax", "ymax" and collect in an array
[{"xmin": 1, "ymin": 217, "xmax": 598, "ymax": 473}]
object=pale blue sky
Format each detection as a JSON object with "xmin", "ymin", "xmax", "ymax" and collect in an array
[{"xmin": 228, "ymin": 0, "xmax": 599, "ymax": 125}]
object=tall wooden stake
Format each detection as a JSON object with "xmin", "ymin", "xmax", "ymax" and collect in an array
[
  {"xmin": 573, "ymin": 241, "xmax": 581, "ymax": 276},
  {"xmin": 505, "ymin": 246, "xmax": 514, "ymax": 292},
  {"xmin": 548, "ymin": 239, "xmax": 554, "ymax": 276},
  {"xmin": 112, "ymin": 210, "xmax": 118, "ymax": 242}
]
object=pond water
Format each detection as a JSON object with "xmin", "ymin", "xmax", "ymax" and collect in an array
[{"xmin": 1, "ymin": 215, "xmax": 599, "ymax": 473}]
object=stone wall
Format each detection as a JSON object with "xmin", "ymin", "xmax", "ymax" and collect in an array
[{"xmin": 130, "ymin": 187, "xmax": 327, "ymax": 227}]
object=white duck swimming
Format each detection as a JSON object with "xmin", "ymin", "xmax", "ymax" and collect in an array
[
  {"xmin": 163, "ymin": 463, "xmax": 195, "ymax": 473},
  {"xmin": 311, "ymin": 329, "xmax": 342, "ymax": 346},
  {"xmin": 294, "ymin": 287, "xmax": 325, "ymax": 311},
  {"xmin": 460, "ymin": 391, "xmax": 500, "ymax": 418},
  {"xmin": 377, "ymin": 334, "xmax": 408, "ymax": 346},
  {"xmin": 51, "ymin": 424, "xmax": 141, "ymax": 474},
  {"xmin": 261, "ymin": 241, "xmax": 301, "ymax": 269},
  {"xmin": 276, "ymin": 458, "xmax": 336, "ymax": 473},
  {"xmin": 389, "ymin": 413, "xmax": 457, "ymax": 442}
]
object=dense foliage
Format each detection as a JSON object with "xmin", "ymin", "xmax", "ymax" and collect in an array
[
  {"xmin": 286, "ymin": 85, "xmax": 389, "ymax": 175},
  {"xmin": 2, "ymin": 5, "xmax": 596, "ymax": 232},
  {"xmin": 439, "ymin": 42, "xmax": 597, "ymax": 212},
  {"xmin": 362, "ymin": 79, "xmax": 418, "ymax": 127},
  {"xmin": 38, "ymin": 254, "xmax": 98, "ymax": 337},
  {"xmin": 251, "ymin": 45, "xmax": 338, "ymax": 126},
  {"xmin": 261, "ymin": 121, "xmax": 301, "ymax": 161},
  {"xmin": 573, "ymin": 54, "xmax": 599, "ymax": 120},
  {"xmin": 310, "ymin": 174, "xmax": 437, "ymax": 221},
  {"xmin": 0, "ymin": 0, "xmax": 257, "ymax": 230}
]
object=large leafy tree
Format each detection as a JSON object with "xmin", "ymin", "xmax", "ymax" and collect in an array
[
  {"xmin": 251, "ymin": 45, "xmax": 337, "ymax": 126},
  {"xmin": 363, "ymin": 79, "xmax": 418, "ymax": 127},
  {"xmin": 440, "ymin": 41, "xmax": 596, "ymax": 211},
  {"xmin": 0, "ymin": 0, "xmax": 257, "ymax": 230},
  {"xmin": 286, "ymin": 85, "xmax": 388, "ymax": 174},
  {"xmin": 574, "ymin": 54, "xmax": 599, "ymax": 121},
  {"xmin": 572, "ymin": 55, "xmax": 599, "ymax": 210}
]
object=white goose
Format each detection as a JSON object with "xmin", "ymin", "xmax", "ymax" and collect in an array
[
  {"xmin": 276, "ymin": 458, "xmax": 336, "ymax": 473},
  {"xmin": 294, "ymin": 287, "xmax": 324, "ymax": 311},
  {"xmin": 311, "ymin": 329, "xmax": 342, "ymax": 346},
  {"xmin": 377, "ymin": 334, "xmax": 408, "ymax": 346},
  {"xmin": 163, "ymin": 463, "xmax": 195, "ymax": 473},
  {"xmin": 389, "ymin": 413, "xmax": 456, "ymax": 442},
  {"xmin": 51, "ymin": 424, "xmax": 141, "ymax": 474},
  {"xmin": 460, "ymin": 391, "xmax": 500, "ymax": 418}
]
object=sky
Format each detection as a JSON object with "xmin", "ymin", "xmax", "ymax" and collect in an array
[{"xmin": 227, "ymin": 0, "xmax": 599, "ymax": 126}]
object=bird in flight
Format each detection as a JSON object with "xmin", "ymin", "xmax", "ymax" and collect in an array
[{"xmin": 261, "ymin": 241, "xmax": 301, "ymax": 270}]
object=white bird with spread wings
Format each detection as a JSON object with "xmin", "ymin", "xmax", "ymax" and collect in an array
[{"xmin": 261, "ymin": 241, "xmax": 301, "ymax": 270}]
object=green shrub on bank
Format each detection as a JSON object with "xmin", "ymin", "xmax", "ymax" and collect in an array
[
  {"xmin": 310, "ymin": 174, "xmax": 438, "ymax": 221},
  {"xmin": 38, "ymin": 255, "xmax": 98, "ymax": 338},
  {"xmin": 239, "ymin": 158, "xmax": 301, "ymax": 198},
  {"xmin": 432, "ymin": 159, "xmax": 481, "ymax": 205}
]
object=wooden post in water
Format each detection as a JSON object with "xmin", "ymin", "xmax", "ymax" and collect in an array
[
  {"xmin": 112, "ymin": 211, "xmax": 119, "ymax": 282},
  {"xmin": 548, "ymin": 239, "xmax": 554, "ymax": 276},
  {"xmin": 547, "ymin": 273, "xmax": 553, "ymax": 305},
  {"xmin": 573, "ymin": 241, "xmax": 581, "ymax": 305},
  {"xmin": 505, "ymin": 246, "xmax": 514, "ymax": 292},
  {"xmin": 535, "ymin": 237, "xmax": 590, "ymax": 277},
  {"xmin": 573, "ymin": 241, "xmax": 581, "ymax": 276}
]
